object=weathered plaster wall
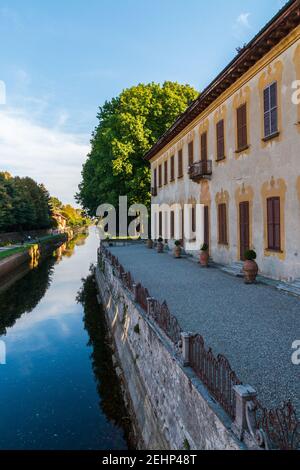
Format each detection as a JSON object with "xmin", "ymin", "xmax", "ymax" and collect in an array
[
  {"xmin": 95, "ymin": 261, "xmax": 244, "ymax": 451},
  {"xmin": 151, "ymin": 30, "xmax": 300, "ymax": 281}
]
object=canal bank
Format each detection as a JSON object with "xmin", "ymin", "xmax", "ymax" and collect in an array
[
  {"xmin": 0, "ymin": 233, "xmax": 68, "ymax": 282},
  {"xmin": 0, "ymin": 228, "xmax": 131, "ymax": 450}
]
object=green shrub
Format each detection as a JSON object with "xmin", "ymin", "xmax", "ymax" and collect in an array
[
  {"xmin": 201, "ymin": 243, "xmax": 209, "ymax": 251},
  {"xmin": 244, "ymin": 249, "xmax": 257, "ymax": 261}
]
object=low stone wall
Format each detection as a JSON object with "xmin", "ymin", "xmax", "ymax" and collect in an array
[
  {"xmin": 95, "ymin": 260, "xmax": 245, "ymax": 451},
  {"xmin": 0, "ymin": 229, "xmax": 52, "ymax": 245}
]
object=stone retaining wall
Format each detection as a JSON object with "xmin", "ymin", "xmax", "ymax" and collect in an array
[{"xmin": 95, "ymin": 260, "xmax": 245, "ymax": 451}]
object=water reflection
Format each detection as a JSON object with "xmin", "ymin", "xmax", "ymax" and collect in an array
[
  {"xmin": 0, "ymin": 228, "xmax": 129, "ymax": 450},
  {"xmin": 77, "ymin": 269, "xmax": 133, "ymax": 448}
]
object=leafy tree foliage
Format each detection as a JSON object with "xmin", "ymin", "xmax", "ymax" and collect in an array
[
  {"xmin": 76, "ymin": 82, "xmax": 198, "ymax": 215},
  {"xmin": 49, "ymin": 197, "xmax": 89, "ymax": 227},
  {"xmin": 0, "ymin": 173, "xmax": 52, "ymax": 232}
]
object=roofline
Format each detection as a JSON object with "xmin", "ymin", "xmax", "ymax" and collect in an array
[{"xmin": 144, "ymin": 0, "xmax": 300, "ymax": 162}]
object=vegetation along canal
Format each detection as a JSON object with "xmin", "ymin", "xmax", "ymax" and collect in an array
[{"xmin": 0, "ymin": 227, "xmax": 131, "ymax": 450}]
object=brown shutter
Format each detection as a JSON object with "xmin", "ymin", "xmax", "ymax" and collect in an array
[
  {"xmin": 218, "ymin": 203, "xmax": 227, "ymax": 244},
  {"xmin": 178, "ymin": 149, "xmax": 183, "ymax": 178},
  {"xmin": 216, "ymin": 120, "xmax": 225, "ymax": 161},
  {"xmin": 164, "ymin": 160, "xmax": 168, "ymax": 185},
  {"xmin": 154, "ymin": 168, "xmax": 157, "ymax": 189},
  {"xmin": 191, "ymin": 206, "xmax": 196, "ymax": 234},
  {"xmin": 171, "ymin": 155, "xmax": 175, "ymax": 181},
  {"xmin": 267, "ymin": 197, "xmax": 281, "ymax": 251},
  {"xmin": 188, "ymin": 141, "xmax": 194, "ymax": 166},
  {"xmin": 204, "ymin": 206, "xmax": 209, "ymax": 247},
  {"xmin": 159, "ymin": 211, "xmax": 162, "ymax": 237},
  {"xmin": 158, "ymin": 165, "xmax": 162, "ymax": 187},
  {"xmin": 237, "ymin": 104, "xmax": 247, "ymax": 150},
  {"xmin": 170, "ymin": 211, "xmax": 175, "ymax": 239},
  {"xmin": 201, "ymin": 132, "xmax": 207, "ymax": 162}
]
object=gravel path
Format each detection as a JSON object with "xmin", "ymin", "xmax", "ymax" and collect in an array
[{"xmin": 109, "ymin": 244, "xmax": 300, "ymax": 413}]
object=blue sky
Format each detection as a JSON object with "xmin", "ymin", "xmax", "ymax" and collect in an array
[{"xmin": 0, "ymin": 0, "xmax": 287, "ymax": 203}]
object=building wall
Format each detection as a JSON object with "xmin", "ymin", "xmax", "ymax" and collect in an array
[{"xmin": 150, "ymin": 27, "xmax": 300, "ymax": 281}]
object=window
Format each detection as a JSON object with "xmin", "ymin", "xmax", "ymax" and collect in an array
[
  {"xmin": 204, "ymin": 206, "xmax": 209, "ymax": 248},
  {"xmin": 164, "ymin": 160, "xmax": 168, "ymax": 185},
  {"xmin": 201, "ymin": 132, "xmax": 208, "ymax": 162},
  {"xmin": 170, "ymin": 155, "xmax": 175, "ymax": 181},
  {"xmin": 159, "ymin": 211, "xmax": 163, "ymax": 237},
  {"xmin": 216, "ymin": 120, "xmax": 225, "ymax": 161},
  {"xmin": 191, "ymin": 206, "xmax": 196, "ymax": 234},
  {"xmin": 153, "ymin": 168, "xmax": 157, "ymax": 188},
  {"xmin": 158, "ymin": 164, "xmax": 162, "ymax": 188},
  {"xmin": 267, "ymin": 197, "xmax": 281, "ymax": 251},
  {"xmin": 188, "ymin": 141, "xmax": 194, "ymax": 166},
  {"xmin": 237, "ymin": 103, "xmax": 248, "ymax": 150},
  {"xmin": 170, "ymin": 211, "xmax": 175, "ymax": 239},
  {"xmin": 218, "ymin": 203, "xmax": 228, "ymax": 245},
  {"xmin": 264, "ymin": 82, "xmax": 278, "ymax": 138},
  {"xmin": 178, "ymin": 149, "xmax": 183, "ymax": 178}
]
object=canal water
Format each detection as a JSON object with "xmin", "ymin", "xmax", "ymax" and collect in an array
[{"xmin": 0, "ymin": 228, "xmax": 129, "ymax": 450}]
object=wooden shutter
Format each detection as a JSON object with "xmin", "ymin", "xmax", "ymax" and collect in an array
[
  {"xmin": 191, "ymin": 206, "xmax": 196, "ymax": 234},
  {"xmin": 178, "ymin": 149, "xmax": 183, "ymax": 178},
  {"xmin": 170, "ymin": 211, "xmax": 175, "ymax": 239},
  {"xmin": 264, "ymin": 82, "xmax": 278, "ymax": 138},
  {"xmin": 216, "ymin": 120, "xmax": 225, "ymax": 161},
  {"xmin": 239, "ymin": 201, "xmax": 250, "ymax": 260},
  {"xmin": 267, "ymin": 197, "xmax": 281, "ymax": 251},
  {"xmin": 159, "ymin": 211, "xmax": 162, "ymax": 237},
  {"xmin": 204, "ymin": 206, "xmax": 209, "ymax": 247},
  {"xmin": 158, "ymin": 164, "xmax": 162, "ymax": 188},
  {"xmin": 164, "ymin": 160, "xmax": 168, "ymax": 185},
  {"xmin": 201, "ymin": 132, "xmax": 208, "ymax": 162},
  {"xmin": 188, "ymin": 141, "xmax": 194, "ymax": 166},
  {"xmin": 170, "ymin": 155, "xmax": 175, "ymax": 181},
  {"xmin": 237, "ymin": 104, "xmax": 247, "ymax": 150},
  {"xmin": 218, "ymin": 203, "xmax": 227, "ymax": 245},
  {"xmin": 154, "ymin": 168, "xmax": 157, "ymax": 188}
]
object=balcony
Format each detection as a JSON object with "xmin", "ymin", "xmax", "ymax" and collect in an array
[
  {"xmin": 188, "ymin": 160, "xmax": 212, "ymax": 182},
  {"xmin": 151, "ymin": 187, "xmax": 158, "ymax": 197}
]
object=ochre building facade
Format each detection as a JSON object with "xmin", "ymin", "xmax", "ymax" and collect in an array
[{"xmin": 146, "ymin": 1, "xmax": 300, "ymax": 281}]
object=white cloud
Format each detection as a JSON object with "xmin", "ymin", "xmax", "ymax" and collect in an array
[
  {"xmin": 0, "ymin": 107, "xmax": 90, "ymax": 205},
  {"xmin": 236, "ymin": 13, "xmax": 251, "ymax": 28}
]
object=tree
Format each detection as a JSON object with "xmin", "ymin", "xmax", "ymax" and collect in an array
[{"xmin": 76, "ymin": 82, "xmax": 198, "ymax": 215}]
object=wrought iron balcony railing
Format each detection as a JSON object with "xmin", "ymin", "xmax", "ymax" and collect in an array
[{"xmin": 188, "ymin": 160, "xmax": 212, "ymax": 182}]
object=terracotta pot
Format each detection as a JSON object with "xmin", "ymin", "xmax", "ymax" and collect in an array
[
  {"xmin": 199, "ymin": 250, "xmax": 209, "ymax": 267},
  {"xmin": 147, "ymin": 239, "xmax": 153, "ymax": 249},
  {"xmin": 157, "ymin": 242, "xmax": 164, "ymax": 253},
  {"xmin": 243, "ymin": 260, "xmax": 258, "ymax": 284},
  {"xmin": 174, "ymin": 245, "xmax": 181, "ymax": 258}
]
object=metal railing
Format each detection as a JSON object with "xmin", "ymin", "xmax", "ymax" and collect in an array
[
  {"xmin": 188, "ymin": 160, "xmax": 212, "ymax": 181},
  {"xmin": 189, "ymin": 334, "xmax": 241, "ymax": 420}
]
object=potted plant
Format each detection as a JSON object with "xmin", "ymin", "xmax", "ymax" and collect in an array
[
  {"xmin": 174, "ymin": 240, "xmax": 182, "ymax": 258},
  {"xmin": 147, "ymin": 238, "xmax": 153, "ymax": 249},
  {"xmin": 199, "ymin": 243, "xmax": 209, "ymax": 267},
  {"xmin": 243, "ymin": 249, "xmax": 258, "ymax": 284},
  {"xmin": 157, "ymin": 237, "xmax": 164, "ymax": 253}
]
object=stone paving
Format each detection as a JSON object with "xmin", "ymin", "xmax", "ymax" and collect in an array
[{"xmin": 109, "ymin": 243, "xmax": 300, "ymax": 413}]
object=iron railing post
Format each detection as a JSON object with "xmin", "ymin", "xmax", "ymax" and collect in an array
[{"xmin": 181, "ymin": 332, "xmax": 192, "ymax": 366}]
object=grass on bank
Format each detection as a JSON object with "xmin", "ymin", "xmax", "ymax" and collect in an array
[{"xmin": 0, "ymin": 234, "xmax": 66, "ymax": 261}]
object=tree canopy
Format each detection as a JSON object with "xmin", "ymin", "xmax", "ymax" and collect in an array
[
  {"xmin": 76, "ymin": 82, "xmax": 198, "ymax": 215},
  {"xmin": 0, "ymin": 173, "xmax": 52, "ymax": 232},
  {"xmin": 49, "ymin": 197, "xmax": 90, "ymax": 228}
]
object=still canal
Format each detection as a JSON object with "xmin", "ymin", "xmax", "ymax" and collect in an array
[{"xmin": 0, "ymin": 228, "xmax": 130, "ymax": 450}]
